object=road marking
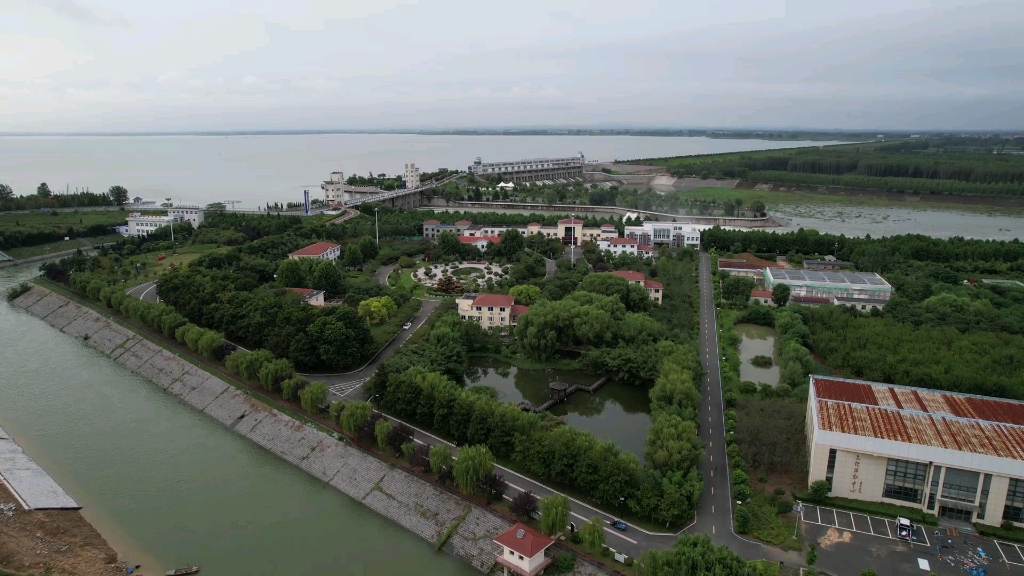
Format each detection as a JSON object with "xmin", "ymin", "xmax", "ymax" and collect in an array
[
  {"xmin": 713, "ymin": 525, "xmax": 716, "ymax": 534},
  {"xmin": 884, "ymin": 519, "xmax": 892, "ymax": 538},
  {"xmin": 711, "ymin": 486, "xmax": 713, "ymax": 495},
  {"xmin": 329, "ymin": 378, "xmax": 369, "ymax": 396},
  {"xmin": 711, "ymin": 470, "xmax": 713, "ymax": 477},
  {"xmin": 832, "ymin": 508, "xmax": 838, "ymax": 526},
  {"xmin": 712, "ymin": 505, "xmax": 714, "ymax": 513},
  {"xmin": 139, "ymin": 283, "xmax": 156, "ymax": 301}
]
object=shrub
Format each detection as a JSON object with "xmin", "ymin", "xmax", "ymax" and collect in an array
[
  {"xmin": 298, "ymin": 381, "xmax": 327, "ymax": 413},
  {"xmin": 329, "ymin": 400, "xmax": 346, "ymax": 424},
  {"xmin": 509, "ymin": 490, "xmax": 539, "ymax": 521},
  {"xmin": 773, "ymin": 487, "xmax": 786, "ymax": 497},
  {"xmin": 258, "ymin": 358, "xmax": 294, "ymax": 392},
  {"xmin": 5, "ymin": 282, "xmax": 31, "ymax": 302},
  {"xmin": 736, "ymin": 506, "xmax": 752, "ymax": 534},
  {"xmin": 375, "ymin": 419, "xmax": 393, "ymax": 450},
  {"xmin": 280, "ymin": 376, "xmax": 304, "ymax": 401},
  {"xmin": 428, "ymin": 444, "xmax": 452, "ymax": 474},
  {"xmin": 548, "ymin": 553, "xmax": 576, "ymax": 575},
  {"xmin": 339, "ymin": 401, "xmax": 372, "ymax": 435},
  {"xmin": 808, "ymin": 480, "xmax": 831, "ymax": 503}
]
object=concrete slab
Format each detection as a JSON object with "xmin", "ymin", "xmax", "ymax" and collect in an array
[{"xmin": 0, "ymin": 426, "xmax": 79, "ymax": 510}]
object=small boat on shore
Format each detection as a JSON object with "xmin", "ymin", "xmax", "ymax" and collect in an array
[{"xmin": 166, "ymin": 566, "xmax": 200, "ymax": 575}]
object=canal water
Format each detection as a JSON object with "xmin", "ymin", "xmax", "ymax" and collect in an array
[
  {"xmin": 466, "ymin": 358, "xmax": 651, "ymax": 460},
  {"xmin": 0, "ymin": 266, "xmax": 475, "ymax": 576},
  {"xmin": 735, "ymin": 323, "xmax": 780, "ymax": 386}
]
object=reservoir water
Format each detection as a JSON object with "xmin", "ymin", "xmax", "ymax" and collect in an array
[
  {"xmin": 0, "ymin": 134, "xmax": 837, "ymax": 209},
  {"xmin": 735, "ymin": 324, "xmax": 780, "ymax": 387},
  {"xmin": 0, "ymin": 266, "xmax": 476, "ymax": 576}
]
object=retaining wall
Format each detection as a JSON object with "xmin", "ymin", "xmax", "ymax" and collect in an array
[{"xmin": 12, "ymin": 285, "xmax": 594, "ymax": 574}]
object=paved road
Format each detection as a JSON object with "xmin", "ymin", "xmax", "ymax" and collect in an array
[
  {"xmin": 125, "ymin": 281, "xmax": 159, "ymax": 303},
  {"xmin": 374, "ymin": 263, "xmax": 399, "ymax": 287}
]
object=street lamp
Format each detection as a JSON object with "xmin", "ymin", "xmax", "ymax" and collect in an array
[
  {"xmin": 570, "ymin": 213, "xmax": 576, "ymax": 268},
  {"xmin": 374, "ymin": 207, "xmax": 379, "ymax": 245},
  {"xmin": 165, "ymin": 198, "xmax": 174, "ymax": 243}
]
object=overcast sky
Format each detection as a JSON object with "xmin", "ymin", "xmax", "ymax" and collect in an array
[{"xmin": 2, "ymin": 0, "xmax": 1022, "ymax": 132}]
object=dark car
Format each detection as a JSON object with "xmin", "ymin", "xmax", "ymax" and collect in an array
[{"xmin": 611, "ymin": 520, "xmax": 628, "ymax": 531}]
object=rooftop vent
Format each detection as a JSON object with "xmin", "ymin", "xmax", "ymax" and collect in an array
[{"xmin": 516, "ymin": 529, "xmax": 525, "ymax": 539}]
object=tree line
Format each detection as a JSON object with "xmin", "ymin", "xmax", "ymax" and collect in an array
[{"xmin": 1, "ymin": 183, "xmax": 130, "ymax": 212}]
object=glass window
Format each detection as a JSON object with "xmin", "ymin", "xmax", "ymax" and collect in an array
[
  {"xmin": 825, "ymin": 448, "xmax": 837, "ymax": 489},
  {"xmin": 978, "ymin": 474, "xmax": 992, "ymax": 520},
  {"xmin": 927, "ymin": 466, "xmax": 942, "ymax": 510},
  {"xmin": 883, "ymin": 458, "xmax": 928, "ymax": 504},
  {"xmin": 941, "ymin": 468, "xmax": 980, "ymax": 503},
  {"xmin": 1003, "ymin": 478, "xmax": 1024, "ymax": 524}
]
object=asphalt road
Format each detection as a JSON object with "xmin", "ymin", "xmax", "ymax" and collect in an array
[{"xmin": 125, "ymin": 280, "xmax": 159, "ymax": 303}]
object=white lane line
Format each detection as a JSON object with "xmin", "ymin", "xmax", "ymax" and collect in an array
[
  {"xmin": 816, "ymin": 506, "xmax": 821, "ymax": 524},
  {"xmin": 832, "ymin": 508, "xmax": 838, "ymax": 527},
  {"xmin": 604, "ymin": 528, "xmax": 638, "ymax": 544},
  {"xmin": 884, "ymin": 519, "xmax": 892, "ymax": 538},
  {"xmin": 139, "ymin": 283, "xmax": 156, "ymax": 301},
  {"xmin": 994, "ymin": 540, "xmax": 1009, "ymax": 564}
]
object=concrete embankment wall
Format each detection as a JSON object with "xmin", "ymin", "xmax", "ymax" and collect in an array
[{"xmin": 10, "ymin": 286, "xmax": 614, "ymax": 575}]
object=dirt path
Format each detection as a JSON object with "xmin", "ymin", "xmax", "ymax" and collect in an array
[{"xmin": 0, "ymin": 484, "xmax": 124, "ymax": 576}]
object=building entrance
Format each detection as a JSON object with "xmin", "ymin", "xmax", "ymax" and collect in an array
[{"xmin": 939, "ymin": 505, "xmax": 973, "ymax": 523}]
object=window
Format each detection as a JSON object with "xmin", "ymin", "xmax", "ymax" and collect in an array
[
  {"xmin": 825, "ymin": 449, "xmax": 837, "ymax": 489},
  {"xmin": 942, "ymin": 468, "xmax": 980, "ymax": 503},
  {"xmin": 518, "ymin": 554, "xmax": 524, "ymax": 560},
  {"xmin": 500, "ymin": 307, "xmax": 506, "ymax": 312},
  {"xmin": 488, "ymin": 317, "xmax": 493, "ymax": 323},
  {"xmin": 488, "ymin": 306, "xmax": 493, "ymax": 312},
  {"xmin": 927, "ymin": 466, "xmax": 942, "ymax": 510},
  {"xmin": 1004, "ymin": 478, "xmax": 1024, "ymax": 524},
  {"xmin": 978, "ymin": 474, "xmax": 992, "ymax": 520},
  {"xmin": 883, "ymin": 459, "xmax": 928, "ymax": 504},
  {"xmin": 508, "ymin": 550, "xmax": 514, "ymax": 557}
]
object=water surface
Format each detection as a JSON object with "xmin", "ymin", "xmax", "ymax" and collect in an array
[
  {"xmin": 0, "ymin": 266, "xmax": 475, "ymax": 576},
  {"xmin": 735, "ymin": 323, "xmax": 780, "ymax": 386}
]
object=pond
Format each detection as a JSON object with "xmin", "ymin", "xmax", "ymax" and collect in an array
[
  {"xmin": 466, "ymin": 358, "xmax": 652, "ymax": 461},
  {"xmin": 736, "ymin": 323, "xmax": 780, "ymax": 386}
]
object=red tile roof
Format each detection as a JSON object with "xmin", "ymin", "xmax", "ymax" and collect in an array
[
  {"xmin": 473, "ymin": 294, "xmax": 515, "ymax": 307},
  {"xmin": 494, "ymin": 523, "xmax": 554, "ymax": 558},
  {"xmin": 459, "ymin": 236, "xmax": 501, "ymax": 244},
  {"xmin": 610, "ymin": 270, "xmax": 645, "ymax": 282},
  {"xmin": 601, "ymin": 223, "xmax": 616, "ymax": 228},
  {"xmin": 455, "ymin": 219, "xmax": 472, "ymax": 225},
  {"xmin": 606, "ymin": 238, "xmax": 638, "ymax": 245},
  {"xmin": 751, "ymin": 290, "xmax": 773, "ymax": 298},
  {"xmin": 718, "ymin": 259, "xmax": 766, "ymax": 270},
  {"xmin": 812, "ymin": 376, "xmax": 1024, "ymax": 460},
  {"xmin": 511, "ymin": 304, "xmax": 529, "ymax": 316},
  {"xmin": 644, "ymin": 279, "xmax": 663, "ymax": 289},
  {"xmin": 557, "ymin": 218, "xmax": 583, "ymax": 224},
  {"xmin": 527, "ymin": 222, "xmax": 542, "ymax": 226},
  {"xmin": 289, "ymin": 242, "xmax": 339, "ymax": 256},
  {"xmin": 423, "ymin": 219, "xmax": 440, "ymax": 225},
  {"xmin": 286, "ymin": 287, "xmax": 315, "ymax": 296},
  {"xmin": 638, "ymin": 245, "xmax": 654, "ymax": 253}
]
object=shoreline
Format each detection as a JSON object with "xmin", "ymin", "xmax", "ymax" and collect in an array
[{"xmin": 9, "ymin": 283, "xmax": 603, "ymax": 575}]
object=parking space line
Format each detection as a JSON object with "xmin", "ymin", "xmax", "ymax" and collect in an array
[
  {"xmin": 848, "ymin": 512, "xmax": 857, "ymax": 532},
  {"xmin": 994, "ymin": 540, "xmax": 1010, "ymax": 565},
  {"xmin": 919, "ymin": 526, "xmax": 929, "ymax": 547},
  {"xmin": 832, "ymin": 508, "xmax": 838, "ymax": 527},
  {"xmin": 866, "ymin": 516, "xmax": 876, "ymax": 535},
  {"xmin": 816, "ymin": 506, "xmax": 821, "ymax": 524},
  {"xmin": 884, "ymin": 519, "xmax": 892, "ymax": 538}
]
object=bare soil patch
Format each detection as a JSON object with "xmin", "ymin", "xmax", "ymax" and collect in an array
[{"xmin": 0, "ymin": 483, "xmax": 124, "ymax": 576}]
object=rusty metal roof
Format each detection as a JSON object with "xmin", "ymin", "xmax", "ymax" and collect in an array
[{"xmin": 811, "ymin": 376, "xmax": 1024, "ymax": 461}]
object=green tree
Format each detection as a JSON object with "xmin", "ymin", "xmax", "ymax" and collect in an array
[
  {"xmin": 428, "ymin": 444, "xmax": 452, "ymax": 474},
  {"xmin": 498, "ymin": 228, "xmax": 526, "ymax": 259},
  {"xmin": 452, "ymin": 445, "xmax": 493, "ymax": 493},
  {"xmin": 722, "ymin": 275, "xmax": 756, "ymax": 307},
  {"xmin": 358, "ymin": 296, "xmax": 397, "ymax": 325},
  {"xmin": 508, "ymin": 284, "xmax": 542, "ymax": 305},
  {"xmin": 772, "ymin": 283, "xmax": 791, "ymax": 307},
  {"xmin": 375, "ymin": 418, "xmax": 393, "ymax": 450},
  {"xmin": 358, "ymin": 235, "xmax": 379, "ymax": 261},
  {"xmin": 861, "ymin": 570, "xmax": 878, "ymax": 576},
  {"xmin": 340, "ymin": 401, "xmax": 372, "ymax": 435},
  {"xmin": 750, "ymin": 200, "xmax": 766, "ymax": 213},
  {"xmin": 312, "ymin": 260, "xmax": 345, "ymax": 296},
  {"xmin": 805, "ymin": 544, "xmax": 817, "ymax": 566},
  {"xmin": 299, "ymin": 381, "xmax": 328, "ymax": 413},
  {"xmin": 509, "ymin": 491, "xmax": 539, "ymax": 521},
  {"xmin": 808, "ymin": 480, "xmax": 831, "ymax": 502},
  {"xmin": 735, "ymin": 506, "xmax": 752, "ymax": 533},
  {"xmin": 539, "ymin": 494, "xmax": 570, "ymax": 536},
  {"xmin": 108, "ymin": 185, "xmax": 129, "ymax": 205},
  {"xmin": 0, "ymin": 183, "xmax": 13, "ymax": 201},
  {"xmin": 37, "ymin": 182, "xmax": 52, "ymax": 197},
  {"xmin": 343, "ymin": 244, "xmax": 363, "ymax": 268},
  {"xmin": 638, "ymin": 534, "xmax": 750, "ymax": 576},
  {"xmin": 580, "ymin": 516, "xmax": 606, "ymax": 554},
  {"xmin": 436, "ymin": 231, "xmax": 462, "ymax": 258},
  {"xmin": 276, "ymin": 258, "xmax": 308, "ymax": 288}
]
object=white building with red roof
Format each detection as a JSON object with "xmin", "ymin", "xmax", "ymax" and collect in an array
[
  {"xmin": 597, "ymin": 237, "xmax": 655, "ymax": 258},
  {"xmin": 424, "ymin": 219, "xmax": 615, "ymax": 247},
  {"xmin": 609, "ymin": 270, "xmax": 663, "ymax": 304},
  {"xmin": 493, "ymin": 522, "xmax": 555, "ymax": 576},
  {"xmin": 807, "ymin": 375, "xmax": 1024, "ymax": 527},
  {"xmin": 456, "ymin": 293, "xmax": 529, "ymax": 328},
  {"xmin": 459, "ymin": 236, "xmax": 502, "ymax": 251},
  {"xmin": 750, "ymin": 289, "xmax": 774, "ymax": 306},
  {"xmin": 285, "ymin": 287, "xmax": 325, "ymax": 307},
  {"xmin": 288, "ymin": 242, "xmax": 341, "ymax": 261}
]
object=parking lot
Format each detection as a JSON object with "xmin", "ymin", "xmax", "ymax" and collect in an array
[
  {"xmin": 800, "ymin": 504, "xmax": 931, "ymax": 546},
  {"xmin": 996, "ymin": 540, "xmax": 1024, "ymax": 567}
]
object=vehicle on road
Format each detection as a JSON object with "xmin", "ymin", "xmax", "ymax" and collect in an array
[
  {"xmin": 895, "ymin": 516, "xmax": 913, "ymax": 541},
  {"xmin": 402, "ymin": 322, "xmax": 413, "ymax": 330},
  {"xmin": 610, "ymin": 520, "xmax": 628, "ymax": 531}
]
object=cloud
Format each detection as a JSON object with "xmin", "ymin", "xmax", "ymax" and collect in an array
[{"xmin": 36, "ymin": 0, "xmax": 132, "ymax": 28}]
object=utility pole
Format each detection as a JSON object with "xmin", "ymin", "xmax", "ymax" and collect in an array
[
  {"xmin": 571, "ymin": 213, "xmax": 576, "ymax": 268},
  {"xmin": 165, "ymin": 198, "xmax": 174, "ymax": 243},
  {"xmin": 374, "ymin": 207, "xmax": 379, "ymax": 245}
]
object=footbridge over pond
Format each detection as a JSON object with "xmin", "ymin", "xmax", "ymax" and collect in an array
[{"xmin": 518, "ymin": 375, "xmax": 610, "ymax": 413}]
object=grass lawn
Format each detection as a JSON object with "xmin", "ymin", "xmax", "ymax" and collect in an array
[
  {"xmin": 122, "ymin": 243, "xmax": 224, "ymax": 288},
  {"xmin": 390, "ymin": 264, "xmax": 429, "ymax": 297},
  {"xmin": 738, "ymin": 491, "xmax": 803, "ymax": 550},
  {"xmin": 5, "ymin": 234, "xmax": 125, "ymax": 259},
  {"xmin": 0, "ymin": 209, "xmax": 139, "ymax": 229}
]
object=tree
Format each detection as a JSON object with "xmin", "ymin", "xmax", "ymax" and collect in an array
[
  {"xmin": 638, "ymin": 534, "xmax": 750, "ymax": 576},
  {"xmin": 477, "ymin": 472, "xmax": 508, "ymax": 504},
  {"xmin": 580, "ymin": 516, "xmax": 606, "ymax": 554},
  {"xmin": 808, "ymin": 480, "xmax": 831, "ymax": 502},
  {"xmin": 498, "ymin": 229, "xmax": 526, "ymax": 259},
  {"xmin": 340, "ymin": 401, "xmax": 372, "ymax": 435},
  {"xmin": 539, "ymin": 494, "xmax": 570, "ymax": 536},
  {"xmin": 861, "ymin": 571, "xmax": 878, "ymax": 576},
  {"xmin": 434, "ymin": 274, "xmax": 464, "ymax": 294},
  {"xmin": 509, "ymin": 491, "xmax": 539, "ymax": 521},
  {"xmin": 358, "ymin": 296, "xmax": 397, "ymax": 325},
  {"xmin": 452, "ymin": 445, "xmax": 493, "ymax": 494},
  {"xmin": 750, "ymin": 200, "xmax": 766, "ymax": 214},
  {"xmin": 735, "ymin": 506, "xmax": 752, "ymax": 533},
  {"xmin": 108, "ymin": 185, "xmax": 129, "ymax": 205},
  {"xmin": 722, "ymin": 275, "xmax": 756, "ymax": 307},
  {"xmin": 0, "ymin": 183, "xmax": 15, "ymax": 201},
  {"xmin": 806, "ymin": 544, "xmax": 817, "ymax": 566},
  {"xmin": 276, "ymin": 258, "xmax": 308, "ymax": 288},
  {"xmin": 358, "ymin": 235, "xmax": 379, "ymax": 261},
  {"xmin": 375, "ymin": 418, "xmax": 393, "ymax": 450},
  {"xmin": 509, "ymin": 284, "xmax": 541, "ymax": 305},
  {"xmin": 429, "ymin": 444, "xmax": 452, "ymax": 474},
  {"xmin": 772, "ymin": 283, "xmax": 791, "ymax": 307},
  {"xmin": 37, "ymin": 182, "xmax": 52, "ymax": 197},
  {"xmin": 436, "ymin": 231, "xmax": 462, "ymax": 257},
  {"xmin": 312, "ymin": 260, "xmax": 345, "ymax": 296},
  {"xmin": 298, "ymin": 381, "xmax": 328, "ymax": 413},
  {"xmin": 343, "ymin": 244, "xmax": 363, "ymax": 268}
]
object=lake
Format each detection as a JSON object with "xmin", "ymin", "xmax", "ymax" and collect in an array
[
  {"xmin": 735, "ymin": 323, "xmax": 780, "ymax": 387},
  {"xmin": 467, "ymin": 358, "xmax": 651, "ymax": 460},
  {"xmin": 0, "ymin": 134, "xmax": 838, "ymax": 209}
]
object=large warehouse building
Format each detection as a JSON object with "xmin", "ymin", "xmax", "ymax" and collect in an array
[
  {"xmin": 806, "ymin": 375, "xmax": 1024, "ymax": 527},
  {"xmin": 765, "ymin": 267, "xmax": 892, "ymax": 302}
]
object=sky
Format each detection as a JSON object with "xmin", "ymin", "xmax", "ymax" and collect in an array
[{"xmin": 2, "ymin": 0, "xmax": 1023, "ymax": 132}]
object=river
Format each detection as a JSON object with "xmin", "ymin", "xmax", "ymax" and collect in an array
[
  {"xmin": 0, "ymin": 266, "xmax": 476, "ymax": 576},
  {"xmin": 0, "ymin": 134, "xmax": 837, "ymax": 209}
]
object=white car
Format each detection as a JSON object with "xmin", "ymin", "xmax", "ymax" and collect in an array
[{"xmin": 402, "ymin": 322, "xmax": 413, "ymax": 330}]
